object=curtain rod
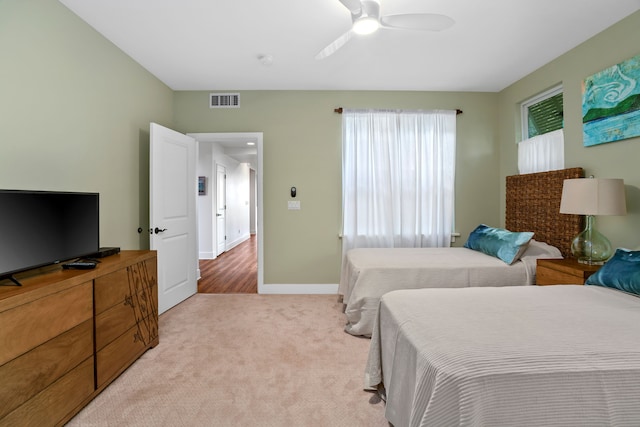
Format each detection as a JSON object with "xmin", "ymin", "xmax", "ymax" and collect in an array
[{"xmin": 333, "ymin": 107, "xmax": 463, "ymax": 115}]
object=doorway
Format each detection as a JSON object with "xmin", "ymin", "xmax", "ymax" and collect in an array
[
  {"xmin": 216, "ymin": 164, "xmax": 226, "ymax": 257},
  {"xmin": 188, "ymin": 132, "xmax": 263, "ymax": 293}
]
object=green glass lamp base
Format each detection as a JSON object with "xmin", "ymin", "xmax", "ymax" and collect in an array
[{"xmin": 570, "ymin": 215, "xmax": 613, "ymax": 265}]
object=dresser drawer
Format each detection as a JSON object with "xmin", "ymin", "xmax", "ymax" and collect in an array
[
  {"xmin": 94, "ymin": 259, "xmax": 157, "ymax": 314},
  {"xmin": 96, "ymin": 318, "xmax": 158, "ymax": 387},
  {"xmin": 96, "ymin": 296, "xmax": 144, "ymax": 351},
  {"xmin": 536, "ymin": 268, "xmax": 584, "ymax": 285},
  {"xmin": 0, "ymin": 356, "xmax": 94, "ymax": 427},
  {"xmin": 94, "ymin": 268, "xmax": 130, "ymax": 314},
  {"xmin": 0, "ymin": 281, "xmax": 93, "ymax": 366},
  {"xmin": 0, "ymin": 319, "xmax": 93, "ymax": 419}
]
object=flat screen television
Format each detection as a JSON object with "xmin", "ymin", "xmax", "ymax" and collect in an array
[{"xmin": 0, "ymin": 190, "xmax": 99, "ymax": 284}]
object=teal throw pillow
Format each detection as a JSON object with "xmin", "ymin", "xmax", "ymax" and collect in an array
[
  {"xmin": 464, "ymin": 224, "xmax": 534, "ymax": 265},
  {"xmin": 585, "ymin": 248, "xmax": 640, "ymax": 295}
]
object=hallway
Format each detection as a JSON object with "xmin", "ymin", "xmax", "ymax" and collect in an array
[{"xmin": 198, "ymin": 235, "xmax": 257, "ymax": 293}]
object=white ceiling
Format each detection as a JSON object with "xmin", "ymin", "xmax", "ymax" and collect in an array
[{"xmin": 59, "ymin": 0, "xmax": 640, "ymax": 92}]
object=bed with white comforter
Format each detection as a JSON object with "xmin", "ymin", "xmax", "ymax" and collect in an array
[
  {"xmin": 339, "ymin": 240, "xmax": 561, "ymax": 336},
  {"xmin": 365, "ymin": 285, "xmax": 640, "ymax": 427}
]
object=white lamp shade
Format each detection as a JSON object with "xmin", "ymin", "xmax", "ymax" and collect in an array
[{"xmin": 560, "ymin": 178, "xmax": 627, "ymax": 216}]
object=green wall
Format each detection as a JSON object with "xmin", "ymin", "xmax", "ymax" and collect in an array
[
  {"xmin": 174, "ymin": 91, "xmax": 499, "ymax": 284},
  {"xmin": 0, "ymin": 0, "xmax": 174, "ymax": 250},
  {"xmin": 497, "ymin": 10, "xmax": 640, "ymax": 250}
]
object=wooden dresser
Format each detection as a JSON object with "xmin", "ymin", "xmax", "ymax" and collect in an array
[{"xmin": 0, "ymin": 250, "xmax": 158, "ymax": 427}]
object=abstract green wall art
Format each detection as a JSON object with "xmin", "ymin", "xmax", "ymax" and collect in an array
[{"xmin": 582, "ymin": 53, "xmax": 640, "ymax": 146}]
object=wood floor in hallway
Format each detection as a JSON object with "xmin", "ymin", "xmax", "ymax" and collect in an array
[{"xmin": 198, "ymin": 235, "xmax": 257, "ymax": 293}]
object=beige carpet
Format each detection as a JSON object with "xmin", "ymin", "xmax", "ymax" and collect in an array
[{"xmin": 67, "ymin": 294, "xmax": 387, "ymax": 426}]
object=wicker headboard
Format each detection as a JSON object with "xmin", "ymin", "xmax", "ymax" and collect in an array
[{"xmin": 505, "ymin": 167, "xmax": 584, "ymax": 258}]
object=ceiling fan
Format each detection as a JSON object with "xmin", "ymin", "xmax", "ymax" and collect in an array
[{"xmin": 316, "ymin": 0, "xmax": 454, "ymax": 60}]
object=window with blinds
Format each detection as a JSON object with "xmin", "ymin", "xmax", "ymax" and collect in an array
[{"xmin": 521, "ymin": 85, "xmax": 563, "ymax": 139}]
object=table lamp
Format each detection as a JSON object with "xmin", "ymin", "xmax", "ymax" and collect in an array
[{"xmin": 560, "ymin": 177, "xmax": 626, "ymax": 265}]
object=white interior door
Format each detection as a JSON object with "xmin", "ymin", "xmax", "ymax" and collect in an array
[
  {"xmin": 150, "ymin": 122, "xmax": 198, "ymax": 314},
  {"xmin": 216, "ymin": 164, "xmax": 226, "ymax": 256}
]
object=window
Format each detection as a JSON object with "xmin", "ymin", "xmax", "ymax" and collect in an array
[
  {"xmin": 341, "ymin": 109, "xmax": 456, "ymax": 255},
  {"xmin": 521, "ymin": 85, "xmax": 564, "ymax": 140},
  {"xmin": 518, "ymin": 86, "xmax": 565, "ymax": 174}
]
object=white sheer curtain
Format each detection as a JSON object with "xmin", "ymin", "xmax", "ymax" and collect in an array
[
  {"xmin": 518, "ymin": 129, "xmax": 565, "ymax": 174},
  {"xmin": 341, "ymin": 109, "xmax": 456, "ymax": 256}
]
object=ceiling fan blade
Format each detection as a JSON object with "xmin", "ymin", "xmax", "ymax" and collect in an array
[
  {"xmin": 338, "ymin": 0, "xmax": 362, "ymax": 15},
  {"xmin": 315, "ymin": 30, "xmax": 353, "ymax": 60},
  {"xmin": 381, "ymin": 13, "xmax": 454, "ymax": 31}
]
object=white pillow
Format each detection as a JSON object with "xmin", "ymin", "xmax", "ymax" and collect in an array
[{"xmin": 520, "ymin": 239, "xmax": 562, "ymax": 260}]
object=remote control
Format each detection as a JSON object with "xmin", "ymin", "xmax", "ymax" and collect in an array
[{"xmin": 63, "ymin": 261, "xmax": 97, "ymax": 270}]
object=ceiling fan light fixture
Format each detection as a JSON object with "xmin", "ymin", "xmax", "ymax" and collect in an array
[
  {"xmin": 353, "ymin": 16, "xmax": 380, "ymax": 35},
  {"xmin": 317, "ymin": 0, "xmax": 454, "ymax": 59}
]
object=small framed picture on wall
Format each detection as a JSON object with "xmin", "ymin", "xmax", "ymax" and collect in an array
[{"xmin": 198, "ymin": 176, "xmax": 207, "ymax": 195}]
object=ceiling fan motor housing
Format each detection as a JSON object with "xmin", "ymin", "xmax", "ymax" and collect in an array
[{"xmin": 352, "ymin": 0, "xmax": 381, "ymax": 34}]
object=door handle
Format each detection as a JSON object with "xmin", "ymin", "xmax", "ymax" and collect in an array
[
  {"xmin": 216, "ymin": 214, "xmax": 222, "ymax": 217},
  {"xmin": 154, "ymin": 227, "xmax": 167, "ymax": 234}
]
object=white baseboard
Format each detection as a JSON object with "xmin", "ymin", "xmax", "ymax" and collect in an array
[
  {"xmin": 259, "ymin": 283, "xmax": 339, "ymax": 294},
  {"xmin": 200, "ymin": 233, "xmax": 250, "ymax": 260},
  {"xmin": 199, "ymin": 251, "xmax": 216, "ymax": 260},
  {"xmin": 226, "ymin": 234, "xmax": 250, "ymax": 251}
]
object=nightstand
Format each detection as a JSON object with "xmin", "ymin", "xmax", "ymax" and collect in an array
[{"xmin": 536, "ymin": 258, "xmax": 601, "ymax": 286}]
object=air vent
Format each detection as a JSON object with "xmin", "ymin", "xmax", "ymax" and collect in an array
[{"xmin": 209, "ymin": 93, "xmax": 240, "ymax": 108}]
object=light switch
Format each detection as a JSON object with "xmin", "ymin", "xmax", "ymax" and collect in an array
[{"xmin": 288, "ymin": 200, "xmax": 301, "ymax": 210}]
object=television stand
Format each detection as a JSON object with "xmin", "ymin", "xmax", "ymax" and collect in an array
[
  {"xmin": 0, "ymin": 250, "xmax": 158, "ymax": 426},
  {"xmin": 0, "ymin": 275, "xmax": 21, "ymax": 286}
]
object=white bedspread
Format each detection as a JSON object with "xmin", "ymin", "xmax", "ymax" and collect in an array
[
  {"xmin": 339, "ymin": 241, "xmax": 560, "ymax": 336},
  {"xmin": 365, "ymin": 286, "xmax": 640, "ymax": 427}
]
